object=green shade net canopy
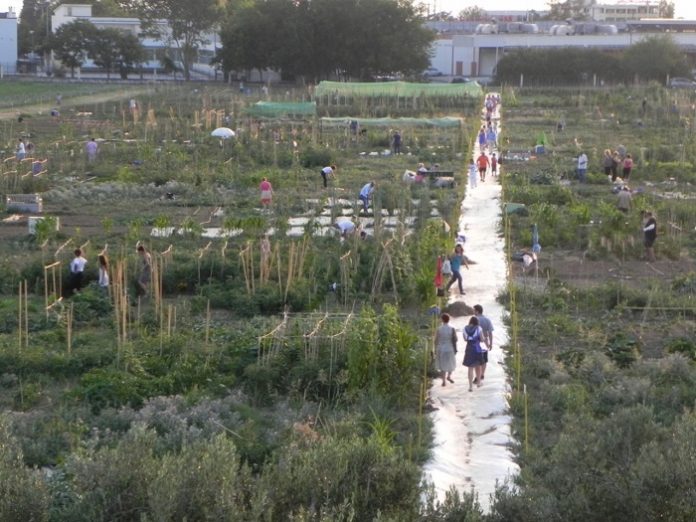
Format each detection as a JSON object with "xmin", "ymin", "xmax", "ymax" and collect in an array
[
  {"xmin": 244, "ymin": 101, "xmax": 317, "ymax": 119},
  {"xmin": 315, "ymin": 81, "xmax": 483, "ymax": 99},
  {"xmin": 320, "ymin": 116, "xmax": 464, "ymax": 128}
]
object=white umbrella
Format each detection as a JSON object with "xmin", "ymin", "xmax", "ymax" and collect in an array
[{"xmin": 211, "ymin": 127, "xmax": 235, "ymax": 139}]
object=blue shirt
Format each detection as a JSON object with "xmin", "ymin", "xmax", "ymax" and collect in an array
[{"xmin": 450, "ymin": 254, "xmax": 463, "ymax": 272}]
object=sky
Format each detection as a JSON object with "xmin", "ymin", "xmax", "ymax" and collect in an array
[{"xmin": 1, "ymin": 0, "xmax": 696, "ymax": 20}]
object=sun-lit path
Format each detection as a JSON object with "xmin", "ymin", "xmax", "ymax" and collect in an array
[{"xmin": 424, "ymin": 95, "xmax": 518, "ymax": 510}]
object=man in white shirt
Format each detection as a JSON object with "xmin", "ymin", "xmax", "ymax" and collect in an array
[
  {"xmin": 359, "ymin": 181, "xmax": 375, "ymax": 214},
  {"xmin": 69, "ymin": 248, "xmax": 87, "ymax": 294},
  {"xmin": 577, "ymin": 152, "xmax": 588, "ymax": 183}
]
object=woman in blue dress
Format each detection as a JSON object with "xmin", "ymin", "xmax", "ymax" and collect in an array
[{"xmin": 463, "ymin": 316, "xmax": 485, "ymax": 391}]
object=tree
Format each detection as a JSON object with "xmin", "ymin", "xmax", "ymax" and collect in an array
[
  {"xmin": 18, "ymin": 0, "xmax": 51, "ymax": 56},
  {"xmin": 119, "ymin": 0, "xmax": 220, "ymax": 81},
  {"xmin": 219, "ymin": 0, "xmax": 433, "ymax": 83},
  {"xmin": 458, "ymin": 6, "xmax": 487, "ymax": 21},
  {"xmin": 89, "ymin": 28, "xmax": 144, "ymax": 79},
  {"xmin": 658, "ymin": 0, "xmax": 675, "ymax": 18},
  {"xmin": 51, "ymin": 20, "xmax": 98, "ymax": 77},
  {"xmin": 623, "ymin": 36, "xmax": 689, "ymax": 83},
  {"xmin": 545, "ymin": 0, "xmax": 590, "ymax": 21}
]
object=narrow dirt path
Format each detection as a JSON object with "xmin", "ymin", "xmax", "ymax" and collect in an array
[{"xmin": 0, "ymin": 85, "xmax": 155, "ymax": 121}]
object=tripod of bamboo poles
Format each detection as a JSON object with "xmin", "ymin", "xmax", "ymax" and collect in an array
[
  {"xmin": 197, "ymin": 241, "xmax": 212, "ymax": 289},
  {"xmin": 283, "ymin": 236, "xmax": 310, "ymax": 301},
  {"xmin": 370, "ymin": 238, "xmax": 398, "ymax": 302},
  {"xmin": 239, "ymin": 241, "xmax": 255, "ymax": 295},
  {"xmin": 303, "ymin": 312, "xmax": 328, "ymax": 361},
  {"xmin": 257, "ymin": 310, "xmax": 289, "ymax": 366},
  {"xmin": 327, "ymin": 312, "xmax": 352, "ymax": 403}
]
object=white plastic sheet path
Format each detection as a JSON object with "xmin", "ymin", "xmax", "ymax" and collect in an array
[{"xmin": 424, "ymin": 98, "xmax": 518, "ymax": 510}]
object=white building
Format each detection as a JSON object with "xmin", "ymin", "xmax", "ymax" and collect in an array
[
  {"xmin": 0, "ymin": 9, "xmax": 18, "ymax": 75},
  {"xmin": 51, "ymin": 3, "xmax": 218, "ymax": 77},
  {"xmin": 590, "ymin": 1, "xmax": 660, "ymax": 22},
  {"xmin": 429, "ymin": 20, "xmax": 696, "ymax": 79}
]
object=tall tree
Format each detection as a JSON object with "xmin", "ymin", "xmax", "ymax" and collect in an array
[
  {"xmin": 50, "ymin": 19, "xmax": 98, "ymax": 77},
  {"xmin": 458, "ymin": 6, "xmax": 487, "ymax": 21},
  {"xmin": 219, "ymin": 0, "xmax": 433, "ymax": 83},
  {"xmin": 119, "ymin": 0, "xmax": 220, "ymax": 81},
  {"xmin": 88, "ymin": 28, "xmax": 144, "ymax": 79},
  {"xmin": 545, "ymin": 0, "xmax": 590, "ymax": 21},
  {"xmin": 658, "ymin": 0, "xmax": 675, "ymax": 18},
  {"xmin": 18, "ymin": 0, "xmax": 52, "ymax": 56},
  {"xmin": 623, "ymin": 36, "xmax": 688, "ymax": 82}
]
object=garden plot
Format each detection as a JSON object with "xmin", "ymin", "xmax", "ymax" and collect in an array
[{"xmin": 151, "ymin": 197, "xmax": 436, "ymax": 239}]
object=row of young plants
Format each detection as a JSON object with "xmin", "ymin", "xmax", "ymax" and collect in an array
[
  {"xmin": 494, "ymin": 86, "xmax": 696, "ymax": 520},
  {"xmin": 0, "ymin": 82, "xmax": 482, "ymax": 520}
]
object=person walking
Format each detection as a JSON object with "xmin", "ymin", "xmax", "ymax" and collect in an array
[
  {"xmin": 463, "ymin": 316, "xmax": 484, "ymax": 392},
  {"xmin": 473, "ymin": 304, "xmax": 493, "ymax": 382},
  {"xmin": 468, "ymin": 158, "xmax": 478, "ymax": 189},
  {"xmin": 321, "ymin": 164, "xmax": 336, "ymax": 188},
  {"xmin": 642, "ymin": 211, "xmax": 657, "ymax": 262},
  {"xmin": 491, "ymin": 153, "xmax": 498, "ymax": 177},
  {"xmin": 259, "ymin": 177, "xmax": 273, "ymax": 207},
  {"xmin": 477, "ymin": 152, "xmax": 489, "ymax": 182},
  {"xmin": 478, "ymin": 128, "xmax": 486, "ymax": 150},
  {"xmin": 445, "ymin": 244, "xmax": 469, "ymax": 295},
  {"xmin": 434, "ymin": 313, "xmax": 458, "ymax": 387},
  {"xmin": 359, "ymin": 181, "xmax": 375, "ymax": 214}
]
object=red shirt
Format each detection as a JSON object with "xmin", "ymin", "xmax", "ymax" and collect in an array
[
  {"xmin": 260, "ymin": 180, "xmax": 272, "ymax": 191},
  {"xmin": 477, "ymin": 155, "xmax": 489, "ymax": 168}
]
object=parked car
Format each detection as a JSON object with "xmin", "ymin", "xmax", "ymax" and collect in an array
[
  {"xmin": 423, "ymin": 67, "xmax": 443, "ymax": 77},
  {"xmin": 451, "ymin": 76, "xmax": 471, "ymax": 84},
  {"xmin": 669, "ymin": 77, "xmax": 696, "ymax": 89}
]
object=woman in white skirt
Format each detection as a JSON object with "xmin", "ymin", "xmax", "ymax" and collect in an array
[{"xmin": 434, "ymin": 313, "xmax": 458, "ymax": 386}]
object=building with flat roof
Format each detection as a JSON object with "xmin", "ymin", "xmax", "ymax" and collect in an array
[
  {"xmin": 51, "ymin": 3, "xmax": 218, "ymax": 77},
  {"xmin": 591, "ymin": 1, "xmax": 660, "ymax": 22},
  {"xmin": 0, "ymin": 9, "xmax": 18, "ymax": 75},
  {"xmin": 428, "ymin": 18, "xmax": 696, "ymax": 80}
]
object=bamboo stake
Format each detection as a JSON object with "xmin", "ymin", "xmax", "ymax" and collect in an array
[
  {"xmin": 54, "ymin": 238, "xmax": 73, "ymax": 259},
  {"xmin": 18, "ymin": 281, "xmax": 24, "ymax": 350},
  {"xmin": 24, "ymin": 280, "xmax": 28, "ymax": 348},
  {"xmin": 284, "ymin": 242, "xmax": 296, "ymax": 301},
  {"xmin": 66, "ymin": 302, "xmax": 73, "ymax": 355},
  {"xmin": 205, "ymin": 299, "xmax": 211, "ymax": 346}
]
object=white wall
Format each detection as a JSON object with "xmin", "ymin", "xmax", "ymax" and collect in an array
[{"xmin": 0, "ymin": 11, "xmax": 18, "ymax": 74}]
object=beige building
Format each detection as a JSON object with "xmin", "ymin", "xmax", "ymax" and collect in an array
[{"xmin": 590, "ymin": 1, "xmax": 660, "ymax": 22}]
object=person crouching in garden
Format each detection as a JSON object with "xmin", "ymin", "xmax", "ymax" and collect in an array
[{"xmin": 434, "ymin": 313, "xmax": 457, "ymax": 387}]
